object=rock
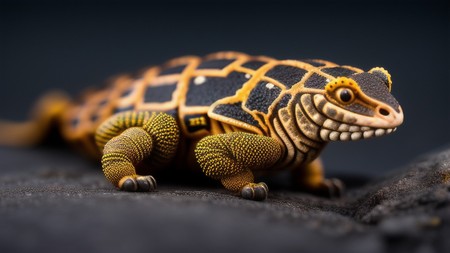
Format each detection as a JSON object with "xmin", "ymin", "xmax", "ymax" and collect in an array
[
  {"xmin": 352, "ymin": 147, "xmax": 450, "ymax": 224},
  {"xmin": 0, "ymin": 145, "xmax": 449, "ymax": 253}
]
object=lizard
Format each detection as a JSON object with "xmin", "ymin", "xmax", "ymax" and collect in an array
[{"xmin": 0, "ymin": 51, "xmax": 404, "ymax": 200}]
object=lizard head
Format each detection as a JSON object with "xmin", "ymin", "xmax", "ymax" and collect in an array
[{"xmin": 313, "ymin": 67, "xmax": 404, "ymax": 141}]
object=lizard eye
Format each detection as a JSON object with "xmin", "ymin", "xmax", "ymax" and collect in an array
[{"xmin": 337, "ymin": 88, "xmax": 354, "ymax": 104}]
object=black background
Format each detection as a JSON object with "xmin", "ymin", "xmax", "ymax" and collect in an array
[{"xmin": 0, "ymin": 0, "xmax": 449, "ymax": 176}]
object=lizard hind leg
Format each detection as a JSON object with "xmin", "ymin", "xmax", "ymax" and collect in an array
[{"xmin": 96, "ymin": 111, "xmax": 180, "ymax": 191}]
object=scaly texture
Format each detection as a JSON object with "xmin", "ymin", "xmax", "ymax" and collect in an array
[
  {"xmin": 102, "ymin": 127, "xmax": 153, "ymax": 185},
  {"xmin": 141, "ymin": 112, "xmax": 180, "ymax": 169},
  {"xmin": 95, "ymin": 111, "xmax": 152, "ymax": 151},
  {"xmin": 0, "ymin": 52, "xmax": 405, "ymax": 200},
  {"xmin": 98, "ymin": 112, "xmax": 180, "ymax": 187},
  {"xmin": 195, "ymin": 132, "xmax": 282, "ymax": 186},
  {"xmin": 221, "ymin": 170, "xmax": 255, "ymax": 192}
]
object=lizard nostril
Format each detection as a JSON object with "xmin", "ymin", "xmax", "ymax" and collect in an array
[{"xmin": 379, "ymin": 108, "xmax": 390, "ymax": 116}]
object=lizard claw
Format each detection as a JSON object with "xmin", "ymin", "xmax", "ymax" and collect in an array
[
  {"xmin": 119, "ymin": 175, "xmax": 157, "ymax": 192},
  {"xmin": 317, "ymin": 178, "xmax": 345, "ymax": 198},
  {"xmin": 241, "ymin": 182, "xmax": 268, "ymax": 201},
  {"xmin": 136, "ymin": 175, "xmax": 157, "ymax": 191}
]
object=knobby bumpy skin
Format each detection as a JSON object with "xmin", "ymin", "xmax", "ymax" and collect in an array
[
  {"xmin": 0, "ymin": 52, "xmax": 404, "ymax": 200},
  {"xmin": 96, "ymin": 111, "xmax": 179, "ymax": 189},
  {"xmin": 195, "ymin": 132, "xmax": 282, "ymax": 200}
]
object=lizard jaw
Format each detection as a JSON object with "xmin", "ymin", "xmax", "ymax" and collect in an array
[
  {"xmin": 319, "ymin": 126, "xmax": 398, "ymax": 141},
  {"xmin": 310, "ymin": 94, "xmax": 403, "ymax": 142},
  {"xmin": 316, "ymin": 104, "xmax": 402, "ymax": 142}
]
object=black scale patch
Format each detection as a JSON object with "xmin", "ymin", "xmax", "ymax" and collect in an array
[
  {"xmin": 185, "ymin": 71, "xmax": 249, "ymax": 106},
  {"xmin": 144, "ymin": 82, "xmax": 177, "ymax": 103},
  {"xmin": 322, "ymin": 67, "xmax": 356, "ymax": 77},
  {"xmin": 245, "ymin": 81, "xmax": 281, "ymax": 114},
  {"xmin": 184, "ymin": 113, "xmax": 210, "ymax": 133},
  {"xmin": 300, "ymin": 59, "xmax": 325, "ymax": 67},
  {"xmin": 265, "ymin": 65, "xmax": 308, "ymax": 88},
  {"xmin": 70, "ymin": 118, "xmax": 80, "ymax": 128},
  {"xmin": 370, "ymin": 69, "xmax": 390, "ymax": 86},
  {"xmin": 241, "ymin": 60, "xmax": 267, "ymax": 70},
  {"xmin": 304, "ymin": 73, "xmax": 329, "ymax": 89},
  {"xmin": 98, "ymin": 99, "xmax": 108, "ymax": 107},
  {"xmin": 213, "ymin": 102, "xmax": 260, "ymax": 128},
  {"xmin": 88, "ymin": 99, "xmax": 109, "ymax": 123},
  {"xmin": 159, "ymin": 64, "xmax": 187, "ymax": 75},
  {"xmin": 275, "ymin": 93, "xmax": 292, "ymax": 111},
  {"xmin": 197, "ymin": 59, "xmax": 235, "ymax": 70},
  {"xmin": 113, "ymin": 105, "xmax": 135, "ymax": 114},
  {"xmin": 350, "ymin": 73, "xmax": 400, "ymax": 111},
  {"xmin": 90, "ymin": 114, "xmax": 99, "ymax": 123},
  {"xmin": 120, "ymin": 87, "xmax": 133, "ymax": 98},
  {"xmin": 345, "ymin": 103, "xmax": 373, "ymax": 116}
]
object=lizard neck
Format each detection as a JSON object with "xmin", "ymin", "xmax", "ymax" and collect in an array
[{"xmin": 269, "ymin": 92, "xmax": 327, "ymax": 169}]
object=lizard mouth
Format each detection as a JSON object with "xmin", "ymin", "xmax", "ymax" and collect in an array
[
  {"xmin": 320, "ymin": 125, "xmax": 397, "ymax": 141},
  {"xmin": 312, "ymin": 94, "xmax": 403, "ymax": 141}
]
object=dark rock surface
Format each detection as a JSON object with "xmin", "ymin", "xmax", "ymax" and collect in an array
[{"xmin": 0, "ymin": 145, "xmax": 449, "ymax": 253}]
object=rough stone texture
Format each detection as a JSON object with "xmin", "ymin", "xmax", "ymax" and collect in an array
[{"xmin": 0, "ymin": 145, "xmax": 449, "ymax": 253}]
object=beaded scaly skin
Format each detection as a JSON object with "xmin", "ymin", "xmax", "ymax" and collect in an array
[{"xmin": 0, "ymin": 52, "xmax": 404, "ymax": 200}]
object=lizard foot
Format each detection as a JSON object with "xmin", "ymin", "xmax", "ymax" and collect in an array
[
  {"xmin": 240, "ymin": 182, "xmax": 268, "ymax": 201},
  {"xmin": 315, "ymin": 178, "xmax": 345, "ymax": 198},
  {"xmin": 118, "ymin": 175, "xmax": 157, "ymax": 192}
]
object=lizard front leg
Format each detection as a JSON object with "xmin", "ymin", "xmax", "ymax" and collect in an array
[
  {"xmin": 195, "ymin": 132, "xmax": 282, "ymax": 200},
  {"xmin": 96, "ymin": 111, "xmax": 179, "ymax": 191}
]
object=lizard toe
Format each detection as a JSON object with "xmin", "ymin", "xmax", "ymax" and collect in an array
[
  {"xmin": 316, "ymin": 178, "xmax": 345, "ymax": 199},
  {"xmin": 136, "ymin": 175, "xmax": 157, "ymax": 192},
  {"xmin": 241, "ymin": 182, "xmax": 268, "ymax": 201},
  {"xmin": 119, "ymin": 177, "xmax": 138, "ymax": 192}
]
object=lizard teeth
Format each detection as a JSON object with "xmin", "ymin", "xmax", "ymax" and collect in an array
[
  {"xmin": 329, "ymin": 131, "xmax": 340, "ymax": 141},
  {"xmin": 339, "ymin": 132, "xmax": 351, "ymax": 141},
  {"xmin": 320, "ymin": 127, "xmax": 396, "ymax": 141},
  {"xmin": 363, "ymin": 130, "xmax": 374, "ymax": 139},
  {"xmin": 323, "ymin": 119, "xmax": 340, "ymax": 130},
  {"xmin": 337, "ymin": 124, "xmax": 350, "ymax": 132},
  {"xmin": 320, "ymin": 129, "xmax": 331, "ymax": 141},
  {"xmin": 351, "ymin": 132, "xmax": 362, "ymax": 140},
  {"xmin": 375, "ymin": 129, "xmax": 386, "ymax": 137}
]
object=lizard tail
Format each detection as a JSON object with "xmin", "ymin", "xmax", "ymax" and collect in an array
[{"xmin": 0, "ymin": 91, "xmax": 72, "ymax": 147}]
